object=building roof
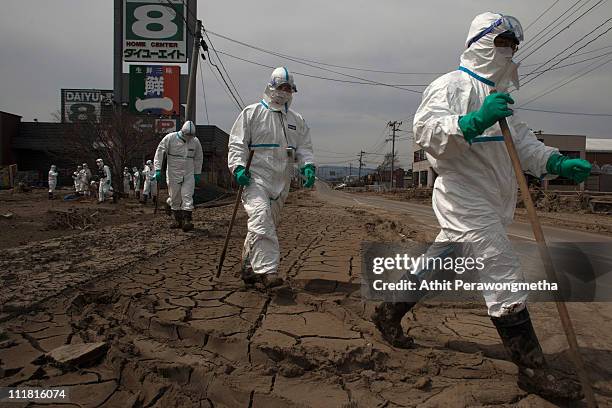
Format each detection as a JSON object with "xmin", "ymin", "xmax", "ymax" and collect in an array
[{"xmin": 586, "ymin": 138, "xmax": 612, "ymax": 152}]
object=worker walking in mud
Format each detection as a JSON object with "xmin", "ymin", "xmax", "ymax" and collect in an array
[
  {"xmin": 96, "ymin": 158, "xmax": 112, "ymax": 204},
  {"xmin": 48, "ymin": 164, "xmax": 58, "ymax": 200},
  {"xmin": 371, "ymin": 13, "xmax": 592, "ymax": 401},
  {"xmin": 154, "ymin": 120, "xmax": 203, "ymax": 232},
  {"xmin": 123, "ymin": 167, "xmax": 133, "ymax": 198},
  {"xmin": 228, "ymin": 67, "xmax": 316, "ymax": 289},
  {"xmin": 142, "ymin": 160, "xmax": 157, "ymax": 205},
  {"xmin": 132, "ymin": 167, "xmax": 141, "ymax": 200},
  {"xmin": 80, "ymin": 163, "xmax": 91, "ymax": 197}
]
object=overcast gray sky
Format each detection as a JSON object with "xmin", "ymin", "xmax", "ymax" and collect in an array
[{"xmin": 1, "ymin": 0, "xmax": 611, "ymax": 169}]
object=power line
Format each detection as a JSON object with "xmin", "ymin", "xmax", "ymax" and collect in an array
[
  {"xmin": 521, "ymin": 19, "xmax": 612, "ymax": 87},
  {"xmin": 205, "ymin": 29, "xmax": 425, "ymax": 93},
  {"xmin": 214, "ymin": 50, "xmax": 428, "ymax": 90},
  {"xmin": 197, "ymin": 56, "xmax": 209, "ymax": 124},
  {"xmin": 520, "ymin": 49, "xmax": 612, "ymax": 75},
  {"xmin": 201, "ymin": 30, "xmax": 245, "ymax": 107},
  {"xmin": 206, "ymin": 29, "xmax": 445, "ymax": 76},
  {"xmin": 523, "ymin": 0, "xmax": 563, "ymax": 32},
  {"xmin": 516, "ymin": 107, "xmax": 612, "ymax": 116},
  {"xmin": 518, "ymin": 0, "xmax": 589, "ymax": 58},
  {"xmin": 519, "ymin": 56, "xmax": 612, "ymax": 106},
  {"xmin": 521, "ymin": 44, "xmax": 612, "ymax": 67},
  {"xmin": 206, "ymin": 60, "xmax": 242, "ymax": 112},
  {"xmin": 519, "ymin": 0, "xmax": 607, "ymax": 62}
]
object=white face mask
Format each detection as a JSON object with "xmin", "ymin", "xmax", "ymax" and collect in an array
[{"xmin": 270, "ymin": 89, "xmax": 292, "ymax": 105}]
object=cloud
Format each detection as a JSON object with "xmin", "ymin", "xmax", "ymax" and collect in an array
[{"xmin": 1, "ymin": 0, "xmax": 610, "ymax": 169}]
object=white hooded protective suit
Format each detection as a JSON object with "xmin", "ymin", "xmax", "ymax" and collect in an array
[
  {"xmin": 228, "ymin": 67, "xmax": 315, "ymax": 275},
  {"xmin": 48, "ymin": 166, "xmax": 58, "ymax": 193},
  {"xmin": 413, "ymin": 13, "xmax": 558, "ymax": 317},
  {"xmin": 96, "ymin": 160, "xmax": 112, "ymax": 202},
  {"xmin": 154, "ymin": 121, "xmax": 203, "ymax": 211},
  {"xmin": 132, "ymin": 168, "xmax": 141, "ymax": 192},
  {"xmin": 143, "ymin": 160, "xmax": 157, "ymax": 198},
  {"xmin": 80, "ymin": 164, "xmax": 91, "ymax": 195},
  {"xmin": 123, "ymin": 168, "xmax": 132, "ymax": 194}
]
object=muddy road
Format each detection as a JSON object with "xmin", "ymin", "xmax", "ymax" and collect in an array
[{"xmin": 1, "ymin": 188, "xmax": 611, "ymax": 407}]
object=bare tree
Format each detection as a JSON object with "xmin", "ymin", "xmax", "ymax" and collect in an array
[{"xmin": 49, "ymin": 106, "xmax": 161, "ymax": 196}]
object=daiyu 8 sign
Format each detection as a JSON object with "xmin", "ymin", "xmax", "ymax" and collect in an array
[
  {"xmin": 61, "ymin": 89, "xmax": 114, "ymax": 123},
  {"xmin": 123, "ymin": 0, "xmax": 187, "ymax": 63}
]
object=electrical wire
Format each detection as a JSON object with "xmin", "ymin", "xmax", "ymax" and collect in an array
[
  {"xmin": 519, "ymin": 56, "xmax": 612, "ymax": 106},
  {"xmin": 520, "ymin": 49, "xmax": 612, "ymax": 75},
  {"xmin": 515, "ymin": 107, "xmax": 612, "ymax": 116},
  {"xmin": 206, "ymin": 60, "xmax": 242, "ymax": 112},
  {"xmin": 521, "ymin": 44, "xmax": 612, "ymax": 67},
  {"xmin": 523, "ymin": 0, "xmax": 563, "ymax": 33},
  {"xmin": 518, "ymin": 0, "xmax": 607, "ymax": 62},
  {"xmin": 197, "ymin": 55, "xmax": 210, "ymax": 124},
  {"xmin": 204, "ymin": 29, "xmax": 425, "ymax": 93},
  {"xmin": 205, "ymin": 30, "xmax": 445, "ymax": 76},
  {"xmin": 521, "ymin": 19, "xmax": 612, "ymax": 87},
  {"xmin": 201, "ymin": 29, "xmax": 245, "ymax": 107},
  {"xmin": 214, "ymin": 50, "xmax": 428, "ymax": 89},
  {"xmin": 518, "ymin": 0, "xmax": 589, "ymax": 58}
]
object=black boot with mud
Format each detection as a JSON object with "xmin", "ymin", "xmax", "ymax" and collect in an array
[
  {"xmin": 182, "ymin": 210, "xmax": 194, "ymax": 232},
  {"xmin": 170, "ymin": 210, "xmax": 183, "ymax": 229},
  {"xmin": 261, "ymin": 272, "xmax": 284, "ymax": 290},
  {"xmin": 241, "ymin": 264, "xmax": 259, "ymax": 286},
  {"xmin": 372, "ymin": 302, "xmax": 416, "ymax": 349},
  {"xmin": 492, "ymin": 308, "xmax": 583, "ymax": 402}
]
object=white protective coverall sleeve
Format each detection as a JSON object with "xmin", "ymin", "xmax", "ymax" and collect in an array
[
  {"xmin": 193, "ymin": 137, "xmax": 203, "ymax": 176},
  {"xmin": 228, "ymin": 110, "xmax": 251, "ymax": 173},
  {"xmin": 295, "ymin": 117, "xmax": 315, "ymax": 167},
  {"xmin": 414, "ymin": 76, "xmax": 472, "ymax": 160},
  {"xmin": 154, "ymin": 135, "xmax": 169, "ymax": 172},
  {"xmin": 508, "ymin": 115, "xmax": 557, "ymax": 177}
]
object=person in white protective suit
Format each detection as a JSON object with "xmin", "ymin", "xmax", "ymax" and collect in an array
[
  {"xmin": 132, "ymin": 167, "xmax": 141, "ymax": 200},
  {"xmin": 72, "ymin": 165, "xmax": 82, "ymax": 194},
  {"xmin": 48, "ymin": 165, "xmax": 58, "ymax": 200},
  {"xmin": 154, "ymin": 121, "xmax": 203, "ymax": 232},
  {"xmin": 123, "ymin": 167, "xmax": 133, "ymax": 197},
  {"xmin": 80, "ymin": 163, "xmax": 91, "ymax": 196},
  {"xmin": 142, "ymin": 160, "xmax": 157, "ymax": 205},
  {"xmin": 371, "ymin": 13, "xmax": 592, "ymax": 401},
  {"xmin": 96, "ymin": 158, "xmax": 112, "ymax": 203},
  {"xmin": 228, "ymin": 67, "xmax": 316, "ymax": 289}
]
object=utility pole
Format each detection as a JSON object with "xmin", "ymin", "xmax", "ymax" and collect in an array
[
  {"xmin": 349, "ymin": 162, "xmax": 352, "ymax": 177},
  {"xmin": 358, "ymin": 151, "xmax": 364, "ymax": 183},
  {"xmin": 387, "ymin": 121, "xmax": 402, "ymax": 189},
  {"xmin": 185, "ymin": 19, "xmax": 202, "ymax": 122}
]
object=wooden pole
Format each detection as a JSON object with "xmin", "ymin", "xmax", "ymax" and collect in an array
[
  {"xmin": 216, "ymin": 150, "xmax": 255, "ymax": 278},
  {"xmin": 496, "ymin": 107, "xmax": 596, "ymax": 407}
]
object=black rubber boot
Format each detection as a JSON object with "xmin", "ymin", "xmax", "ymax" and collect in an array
[
  {"xmin": 142, "ymin": 194, "xmax": 148, "ymax": 205},
  {"xmin": 48, "ymin": 192, "xmax": 53, "ymax": 200},
  {"xmin": 241, "ymin": 265, "xmax": 259, "ymax": 285},
  {"xmin": 181, "ymin": 210, "xmax": 194, "ymax": 232},
  {"xmin": 170, "ymin": 210, "xmax": 183, "ymax": 229},
  {"xmin": 152, "ymin": 196, "xmax": 157, "ymax": 206},
  {"xmin": 491, "ymin": 308, "xmax": 583, "ymax": 401},
  {"xmin": 136, "ymin": 191, "xmax": 140, "ymax": 200},
  {"xmin": 164, "ymin": 202, "xmax": 172, "ymax": 216},
  {"xmin": 261, "ymin": 272, "xmax": 284, "ymax": 289},
  {"xmin": 371, "ymin": 302, "xmax": 417, "ymax": 348}
]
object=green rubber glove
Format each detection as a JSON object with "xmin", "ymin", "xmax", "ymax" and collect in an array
[
  {"xmin": 301, "ymin": 164, "xmax": 316, "ymax": 188},
  {"xmin": 234, "ymin": 166, "xmax": 251, "ymax": 186},
  {"xmin": 546, "ymin": 154, "xmax": 592, "ymax": 183},
  {"xmin": 458, "ymin": 93, "xmax": 515, "ymax": 143},
  {"xmin": 155, "ymin": 170, "xmax": 162, "ymax": 182},
  {"xmin": 194, "ymin": 174, "xmax": 201, "ymax": 184}
]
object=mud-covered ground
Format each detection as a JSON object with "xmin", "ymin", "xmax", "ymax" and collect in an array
[
  {"xmin": 1, "ymin": 190, "xmax": 611, "ymax": 407},
  {"xmin": 347, "ymin": 189, "xmax": 612, "ymax": 236}
]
